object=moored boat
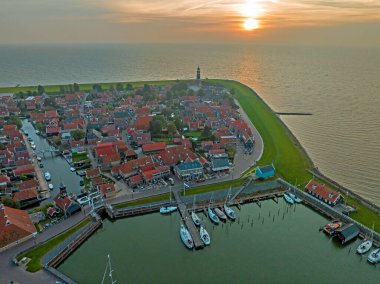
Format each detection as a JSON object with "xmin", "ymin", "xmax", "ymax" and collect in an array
[
  {"xmin": 44, "ymin": 172, "xmax": 51, "ymax": 181},
  {"xmin": 322, "ymin": 219, "xmax": 343, "ymax": 236},
  {"xmin": 283, "ymin": 193, "xmax": 294, "ymax": 204},
  {"xmin": 223, "ymin": 204, "xmax": 236, "ymax": 220},
  {"xmin": 208, "ymin": 208, "xmax": 220, "ymax": 224},
  {"xmin": 160, "ymin": 206, "xmax": 177, "ymax": 214},
  {"xmin": 357, "ymin": 240, "xmax": 373, "ymax": 254},
  {"xmin": 35, "ymin": 130, "xmax": 40, "ymax": 135},
  {"xmin": 48, "ymin": 183, "xmax": 54, "ymax": 190},
  {"xmin": 368, "ymin": 248, "xmax": 380, "ymax": 264},
  {"xmin": 31, "ymin": 144, "xmax": 36, "ymax": 150},
  {"xmin": 214, "ymin": 208, "xmax": 227, "ymax": 221},
  {"xmin": 180, "ymin": 224, "xmax": 194, "ymax": 249},
  {"xmin": 70, "ymin": 166, "xmax": 76, "ymax": 172},
  {"xmin": 288, "ymin": 192, "xmax": 302, "ymax": 203},
  {"xmin": 191, "ymin": 212, "xmax": 201, "ymax": 226},
  {"xmin": 59, "ymin": 181, "xmax": 66, "ymax": 190},
  {"xmin": 37, "ymin": 156, "xmax": 42, "ymax": 161},
  {"xmin": 200, "ymin": 226, "xmax": 210, "ymax": 246}
]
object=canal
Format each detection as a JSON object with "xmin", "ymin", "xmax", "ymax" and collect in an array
[
  {"xmin": 22, "ymin": 120, "xmax": 83, "ymax": 202},
  {"xmin": 58, "ymin": 199, "xmax": 379, "ymax": 283}
]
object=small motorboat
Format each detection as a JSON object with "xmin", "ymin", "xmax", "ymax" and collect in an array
[
  {"xmin": 357, "ymin": 239, "xmax": 373, "ymax": 254},
  {"xmin": 191, "ymin": 212, "xmax": 201, "ymax": 226},
  {"xmin": 288, "ymin": 192, "xmax": 302, "ymax": 203},
  {"xmin": 368, "ymin": 248, "xmax": 380, "ymax": 264},
  {"xmin": 208, "ymin": 208, "xmax": 220, "ymax": 224},
  {"xmin": 283, "ymin": 193, "xmax": 294, "ymax": 205},
  {"xmin": 200, "ymin": 226, "xmax": 210, "ymax": 246},
  {"xmin": 77, "ymin": 170, "xmax": 86, "ymax": 176},
  {"xmin": 214, "ymin": 208, "xmax": 227, "ymax": 221},
  {"xmin": 59, "ymin": 181, "xmax": 66, "ymax": 191},
  {"xmin": 80, "ymin": 179, "xmax": 84, "ymax": 186},
  {"xmin": 160, "ymin": 206, "xmax": 177, "ymax": 214},
  {"xmin": 180, "ymin": 224, "xmax": 194, "ymax": 249},
  {"xmin": 48, "ymin": 183, "xmax": 54, "ymax": 190},
  {"xmin": 44, "ymin": 172, "xmax": 51, "ymax": 181},
  {"xmin": 322, "ymin": 219, "xmax": 343, "ymax": 236},
  {"xmin": 224, "ymin": 204, "xmax": 236, "ymax": 220},
  {"xmin": 39, "ymin": 163, "xmax": 44, "ymax": 168},
  {"xmin": 31, "ymin": 144, "xmax": 36, "ymax": 150},
  {"xmin": 35, "ymin": 130, "xmax": 40, "ymax": 135},
  {"xmin": 70, "ymin": 167, "xmax": 76, "ymax": 172},
  {"xmin": 37, "ymin": 156, "xmax": 42, "ymax": 161}
]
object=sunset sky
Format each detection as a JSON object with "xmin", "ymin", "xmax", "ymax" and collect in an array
[{"xmin": 0, "ymin": 0, "xmax": 379, "ymax": 45}]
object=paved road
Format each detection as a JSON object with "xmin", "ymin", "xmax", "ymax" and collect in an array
[{"xmin": 0, "ymin": 207, "xmax": 90, "ymax": 284}]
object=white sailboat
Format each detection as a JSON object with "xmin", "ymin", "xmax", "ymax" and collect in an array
[
  {"xmin": 191, "ymin": 195, "xmax": 201, "ymax": 226},
  {"xmin": 224, "ymin": 187, "xmax": 237, "ymax": 220},
  {"xmin": 160, "ymin": 186, "xmax": 177, "ymax": 214},
  {"xmin": 357, "ymin": 226, "xmax": 374, "ymax": 254},
  {"xmin": 199, "ymin": 226, "xmax": 211, "ymax": 246},
  {"xmin": 101, "ymin": 254, "xmax": 117, "ymax": 284}
]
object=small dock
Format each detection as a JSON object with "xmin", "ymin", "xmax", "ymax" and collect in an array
[{"xmin": 174, "ymin": 191, "xmax": 204, "ymax": 249}]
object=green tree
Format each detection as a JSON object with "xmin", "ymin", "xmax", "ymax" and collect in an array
[
  {"xmin": 149, "ymin": 119, "xmax": 163, "ymax": 135},
  {"xmin": 73, "ymin": 83, "xmax": 80, "ymax": 92},
  {"xmin": 71, "ymin": 129, "xmax": 85, "ymax": 140},
  {"xmin": 1, "ymin": 197, "xmax": 20, "ymax": 209},
  {"xmin": 7, "ymin": 114, "xmax": 22, "ymax": 129},
  {"xmin": 51, "ymin": 135, "xmax": 61, "ymax": 146},
  {"xmin": 35, "ymin": 122, "xmax": 45, "ymax": 132},
  {"xmin": 109, "ymin": 85, "xmax": 115, "ymax": 93},
  {"xmin": 167, "ymin": 122, "xmax": 177, "ymax": 137},
  {"xmin": 92, "ymin": 84, "xmax": 102, "ymax": 92},
  {"xmin": 126, "ymin": 83, "xmax": 133, "ymax": 91},
  {"xmin": 116, "ymin": 83, "xmax": 124, "ymax": 92},
  {"xmin": 37, "ymin": 85, "xmax": 45, "ymax": 95},
  {"xmin": 174, "ymin": 117, "xmax": 183, "ymax": 131},
  {"xmin": 45, "ymin": 97, "xmax": 57, "ymax": 107},
  {"xmin": 202, "ymin": 125, "xmax": 212, "ymax": 139},
  {"xmin": 59, "ymin": 85, "xmax": 65, "ymax": 94}
]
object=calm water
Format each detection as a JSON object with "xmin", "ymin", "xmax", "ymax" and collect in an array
[
  {"xmin": 1, "ymin": 43, "xmax": 379, "ymax": 205},
  {"xmin": 58, "ymin": 200, "xmax": 379, "ymax": 283}
]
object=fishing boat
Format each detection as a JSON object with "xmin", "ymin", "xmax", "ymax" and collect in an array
[
  {"xmin": 159, "ymin": 206, "xmax": 177, "ymax": 214},
  {"xmin": 35, "ymin": 130, "xmax": 40, "ymax": 135},
  {"xmin": 79, "ymin": 179, "xmax": 84, "ymax": 186},
  {"xmin": 48, "ymin": 183, "xmax": 54, "ymax": 190},
  {"xmin": 283, "ymin": 193, "xmax": 294, "ymax": 204},
  {"xmin": 180, "ymin": 224, "xmax": 194, "ymax": 249},
  {"xmin": 39, "ymin": 163, "xmax": 44, "ymax": 168},
  {"xmin": 208, "ymin": 208, "xmax": 220, "ymax": 224},
  {"xmin": 200, "ymin": 226, "xmax": 211, "ymax": 246},
  {"xmin": 368, "ymin": 248, "xmax": 380, "ymax": 264},
  {"xmin": 224, "ymin": 204, "xmax": 236, "ymax": 220},
  {"xmin": 44, "ymin": 172, "xmax": 51, "ymax": 181},
  {"xmin": 70, "ymin": 166, "xmax": 76, "ymax": 172},
  {"xmin": 214, "ymin": 208, "xmax": 227, "ymax": 221},
  {"xmin": 191, "ymin": 211, "xmax": 201, "ymax": 226},
  {"xmin": 288, "ymin": 192, "xmax": 302, "ymax": 203},
  {"xmin": 31, "ymin": 144, "xmax": 36, "ymax": 150},
  {"xmin": 37, "ymin": 156, "xmax": 42, "ymax": 161},
  {"xmin": 59, "ymin": 181, "xmax": 66, "ymax": 191},
  {"xmin": 322, "ymin": 219, "xmax": 343, "ymax": 236}
]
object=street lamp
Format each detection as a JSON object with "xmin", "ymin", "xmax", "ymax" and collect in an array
[{"xmin": 64, "ymin": 203, "xmax": 68, "ymax": 219}]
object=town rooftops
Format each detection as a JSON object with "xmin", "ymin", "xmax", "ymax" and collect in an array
[
  {"xmin": 13, "ymin": 189, "xmax": 38, "ymax": 202},
  {"xmin": 13, "ymin": 166, "xmax": 35, "ymax": 176},
  {"xmin": 305, "ymin": 180, "xmax": 341, "ymax": 204},
  {"xmin": 86, "ymin": 168, "xmax": 100, "ymax": 178},
  {"xmin": 176, "ymin": 161, "xmax": 202, "ymax": 171}
]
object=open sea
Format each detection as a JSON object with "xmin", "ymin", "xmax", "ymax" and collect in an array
[{"xmin": 0, "ymin": 43, "xmax": 379, "ymax": 205}]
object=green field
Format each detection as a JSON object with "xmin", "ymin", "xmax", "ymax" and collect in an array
[
  {"xmin": 181, "ymin": 178, "xmax": 247, "ymax": 196},
  {"xmin": 113, "ymin": 193, "xmax": 171, "ymax": 209},
  {"xmin": 18, "ymin": 218, "xmax": 90, "ymax": 272}
]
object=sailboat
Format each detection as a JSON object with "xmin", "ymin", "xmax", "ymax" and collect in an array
[
  {"xmin": 199, "ymin": 226, "xmax": 211, "ymax": 245},
  {"xmin": 224, "ymin": 187, "xmax": 237, "ymax": 220},
  {"xmin": 357, "ymin": 226, "xmax": 374, "ymax": 254},
  {"xmin": 160, "ymin": 186, "xmax": 177, "ymax": 214},
  {"xmin": 283, "ymin": 193, "xmax": 294, "ymax": 204},
  {"xmin": 288, "ymin": 191, "xmax": 302, "ymax": 203},
  {"xmin": 180, "ymin": 223, "xmax": 194, "ymax": 249},
  {"xmin": 191, "ymin": 196, "xmax": 201, "ymax": 226},
  {"xmin": 214, "ymin": 208, "xmax": 227, "ymax": 221},
  {"xmin": 208, "ymin": 193, "xmax": 220, "ymax": 224},
  {"xmin": 368, "ymin": 248, "xmax": 380, "ymax": 264},
  {"xmin": 101, "ymin": 254, "xmax": 117, "ymax": 284}
]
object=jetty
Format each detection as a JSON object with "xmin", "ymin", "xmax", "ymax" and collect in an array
[{"xmin": 173, "ymin": 191, "xmax": 204, "ymax": 249}]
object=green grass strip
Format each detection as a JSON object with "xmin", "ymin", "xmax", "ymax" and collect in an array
[{"xmin": 113, "ymin": 193, "xmax": 171, "ymax": 209}]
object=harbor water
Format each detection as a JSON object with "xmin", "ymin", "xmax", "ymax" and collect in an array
[{"xmin": 58, "ymin": 199, "xmax": 380, "ymax": 283}]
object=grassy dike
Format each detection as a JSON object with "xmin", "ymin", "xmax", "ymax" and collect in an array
[{"xmin": 17, "ymin": 218, "xmax": 90, "ymax": 272}]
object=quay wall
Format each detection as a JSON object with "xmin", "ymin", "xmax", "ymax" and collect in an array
[{"xmin": 279, "ymin": 179, "xmax": 380, "ymax": 245}]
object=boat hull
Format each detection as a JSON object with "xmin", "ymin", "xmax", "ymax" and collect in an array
[
  {"xmin": 160, "ymin": 206, "xmax": 177, "ymax": 214},
  {"xmin": 357, "ymin": 240, "xmax": 372, "ymax": 254},
  {"xmin": 224, "ymin": 204, "xmax": 236, "ymax": 220},
  {"xmin": 200, "ymin": 226, "xmax": 210, "ymax": 246},
  {"xmin": 214, "ymin": 208, "xmax": 227, "ymax": 221},
  {"xmin": 208, "ymin": 208, "xmax": 220, "ymax": 224},
  {"xmin": 180, "ymin": 224, "xmax": 194, "ymax": 249},
  {"xmin": 191, "ymin": 212, "xmax": 201, "ymax": 226},
  {"xmin": 283, "ymin": 193, "xmax": 294, "ymax": 204}
]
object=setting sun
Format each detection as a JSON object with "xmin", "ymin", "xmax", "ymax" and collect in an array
[{"xmin": 243, "ymin": 18, "xmax": 259, "ymax": 30}]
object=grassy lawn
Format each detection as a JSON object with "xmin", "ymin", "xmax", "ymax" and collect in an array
[
  {"xmin": 113, "ymin": 193, "xmax": 171, "ymax": 209},
  {"xmin": 184, "ymin": 131, "xmax": 202, "ymax": 138},
  {"xmin": 72, "ymin": 152, "xmax": 88, "ymax": 163},
  {"xmin": 18, "ymin": 218, "xmax": 90, "ymax": 272},
  {"xmin": 181, "ymin": 178, "xmax": 247, "ymax": 196}
]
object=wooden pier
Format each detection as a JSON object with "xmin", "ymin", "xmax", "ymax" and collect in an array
[{"xmin": 174, "ymin": 191, "xmax": 204, "ymax": 249}]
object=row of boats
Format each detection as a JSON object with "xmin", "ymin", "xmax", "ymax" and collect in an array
[
  {"xmin": 283, "ymin": 192, "xmax": 302, "ymax": 204},
  {"xmin": 322, "ymin": 219, "xmax": 380, "ymax": 264}
]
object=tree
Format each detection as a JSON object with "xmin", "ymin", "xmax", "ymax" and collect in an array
[
  {"xmin": 68, "ymin": 84, "xmax": 73, "ymax": 93},
  {"xmin": 37, "ymin": 85, "xmax": 45, "ymax": 95},
  {"xmin": 149, "ymin": 119, "xmax": 163, "ymax": 135},
  {"xmin": 35, "ymin": 122, "xmax": 44, "ymax": 132},
  {"xmin": 59, "ymin": 85, "xmax": 65, "ymax": 94},
  {"xmin": 51, "ymin": 135, "xmax": 61, "ymax": 146},
  {"xmin": 92, "ymin": 84, "xmax": 102, "ymax": 93},
  {"xmin": 167, "ymin": 122, "xmax": 177, "ymax": 137},
  {"xmin": 116, "ymin": 83, "xmax": 124, "ymax": 93},
  {"xmin": 174, "ymin": 117, "xmax": 183, "ymax": 131},
  {"xmin": 1, "ymin": 197, "xmax": 20, "ymax": 209},
  {"xmin": 45, "ymin": 97, "xmax": 57, "ymax": 107},
  {"xmin": 73, "ymin": 83, "xmax": 80, "ymax": 92},
  {"xmin": 126, "ymin": 83, "xmax": 133, "ymax": 91},
  {"xmin": 7, "ymin": 115, "xmax": 22, "ymax": 129},
  {"xmin": 109, "ymin": 85, "xmax": 115, "ymax": 93},
  {"xmin": 202, "ymin": 125, "xmax": 212, "ymax": 139},
  {"xmin": 72, "ymin": 129, "xmax": 85, "ymax": 140}
]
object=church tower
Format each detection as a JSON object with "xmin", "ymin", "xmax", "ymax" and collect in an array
[{"xmin": 196, "ymin": 66, "xmax": 201, "ymax": 81}]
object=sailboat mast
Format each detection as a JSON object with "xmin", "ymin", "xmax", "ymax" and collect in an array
[{"xmin": 108, "ymin": 254, "xmax": 117, "ymax": 284}]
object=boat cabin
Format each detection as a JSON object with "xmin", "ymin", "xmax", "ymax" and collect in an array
[{"xmin": 334, "ymin": 223, "xmax": 360, "ymax": 244}]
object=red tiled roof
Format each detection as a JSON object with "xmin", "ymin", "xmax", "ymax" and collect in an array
[
  {"xmin": 45, "ymin": 110, "xmax": 59, "ymax": 118},
  {"xmin": 0, "ymin": 175, "xmax": 10, "ymax": 183},
  {"xmin": 13, "ymin": 166, "xmax": 35, "ymax": 176},
  {"xmin": 53, "ymin": 195, "xmax": 72, "ymax": 211},
  {"xmin": 13, "ymin": 189, "xmax": 38, "ymax": 202},
  {"xmin": 157, "ymin": 145, "xmax": 197, "ymax": 165},
  {"xmin": 142, "ymin": 142, "xmax": 166, "ymax": 153},
  {"xmin": 91, "ymin": 177, "xmax": 103, "ymax": 185},
  {"xmin": 0, "ymin": 204, "xmax": 36, "ymax": 248},
  {"xmin": 46, "ymin": 126, "xmax": 60, "ymax": 134},
  {"xmin": 305, "ymin": 180, "xmax": 341, "ymax": 203},
  {"xmin": 129, "ymin": 175, "xmax": 143, "ymax": 184},
  {"xmin": 19, "ymin": 179, "xmax": 39, "ymax": 190},
  {"xmin": 85, "ymin": 168, "xmax": 100, "ymax": 178},
  {"xmin": 99, "ymin": 183, "xmax": 116, "ymax": 194}
]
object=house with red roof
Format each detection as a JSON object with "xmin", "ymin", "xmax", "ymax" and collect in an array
[
  {"xmin": 157, "ymin": 145, "xmax": 197, "ymax": 166},
  {"xmin": 305, "ymin": 180, "xmax": 342, "ymax": 206},
  {"xmin": 142, "ymin": 142, "xmax": 166, "ymax": 155},
  {"xmin": 140, "ymin": 165, "xmax": 170, "ymax": 184},
  {"xmin": 86, "ymin": 168, "xmax": 100, "ymax": 179},
  {"xmin": 135, "ymin": 116, "xmax": 152, "ymax": 131},
  {"xmin": 13, "ymin": 166, "xmax": 35, "ymax": 178},
  {"xmin": 0, "ymin": 203, "xmax": 37, "ymax": 251},
  {"xmin": 0, "ymin": 175, "xmax": 10, "ymax": 188},
  {"xmin": 128, "ymin": 175, "xmax": 144, "ymax": 188},
  {"xmin": 111, "ymin": 156, "xmax": 153, "ymax": 178},
  {"xmin": 53, "ymin": 194, "xmax": 81, "ymax": 216},
  {"xmin": 18, "ymin": 179, "xmax": 40, "ymax": 191},
  {"xmin": 98, "ymin": 183, "xmax": 117, "ymax": 198},
  {"xmin": 13, "ymin": 189, "xmax": 39, "ymax": 207}
]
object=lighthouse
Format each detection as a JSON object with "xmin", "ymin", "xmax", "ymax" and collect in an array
[{"xmin": 196, "ymin": 66, "xmax": 201, "ymax": 81}]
